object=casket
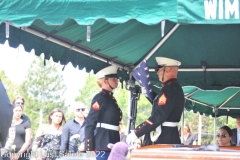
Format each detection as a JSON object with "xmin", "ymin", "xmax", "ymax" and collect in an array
[{"xmin": 130, "ymin": 144, "xmax": 240, "ymax": 160}]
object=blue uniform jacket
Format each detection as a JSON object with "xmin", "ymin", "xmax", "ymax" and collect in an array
[
  {"xmin": 135, "ymin": 78, "xmax": 184, "ymax": 145},
  {"xmin": 85, "ymin": 89, "xmax": 122, "ymax": 151}
]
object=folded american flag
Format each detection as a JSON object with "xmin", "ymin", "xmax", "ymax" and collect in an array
[{"xmin": 132, "ymin": 60, "xmax": 153, "ymax": 101}]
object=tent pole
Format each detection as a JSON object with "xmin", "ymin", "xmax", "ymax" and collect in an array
[
  {"xmin": 13, "ymin": 24, "xmax": 130, "ymax": 71},
  {"xmin": 127, "ymin": 86, "xmax": 132, "ymax": 134},
  {"xmin": 135, "ymin": 24, "xmax": 180, "ymax": 68},
  {"xmin": 127, "ymin": 74, "xmax": 133, "ymax": 134},
  {"xmin": 213, "ymin": 107, "xmax": 217, "ymax": 143},
  {"xmin": 198, "ymin": 114, "xmax": 202, "ymax": 145},
  {"xmin": 181, "ymin": 109, "xmax": 184, "ymax": 144}
]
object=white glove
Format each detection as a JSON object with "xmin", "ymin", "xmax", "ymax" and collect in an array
[{"xmin": 126, "ymin": 130, "xmax": 138, "ymax": 145}]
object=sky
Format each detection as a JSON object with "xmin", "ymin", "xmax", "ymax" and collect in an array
[{"xmin": 0, "ymin": 40, "xmax": 88, "ymax": 106}]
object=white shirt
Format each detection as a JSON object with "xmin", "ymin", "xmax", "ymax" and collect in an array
[{"xmin": 237, "ymin": 129, "xmax": 240, "ymax": 145}]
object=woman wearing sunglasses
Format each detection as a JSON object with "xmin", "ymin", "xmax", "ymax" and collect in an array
[
  {"xmin": 217, "ymin": 126, "xmax": 235, "ymax": 146},
  {"xmin": 12, "ymin": 96, "xmax": 30, "ymax": 123}
]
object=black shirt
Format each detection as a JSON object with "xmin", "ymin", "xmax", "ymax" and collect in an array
[{"xmin": 13, "ymin": 120, "xmax": 31, "ymax": 152}]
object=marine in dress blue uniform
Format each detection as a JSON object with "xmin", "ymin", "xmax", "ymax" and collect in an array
[
  {"xmin": 127, "ymin": 57, "xmax": 185, "ymax": 146},
  {"xmin": 0, "ymin": 80, "xmax": 13, "ymax": 160},
  {"xmin": 85, "ymin": 66, "xmax": 122, "ymax": 160}
]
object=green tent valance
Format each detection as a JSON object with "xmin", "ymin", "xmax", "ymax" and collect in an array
[
  {"xmin": 2, "ymin": 0, "xmax": 240, "ymax": 26},
  {"xmin": 0, "ymin": 0, "xmax": 177, "ymax": 26}
]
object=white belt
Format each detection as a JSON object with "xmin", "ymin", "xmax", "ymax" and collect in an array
[
  {"xmin": 150, "ymin": 122, "xmax": 178, "ymax": 142},
  {"xmin": 96, "ymin": 123, "xmax": 119, "ymax": 131},
  {"xmin": 162, "ymin": 122, "xmax": 178, "ymax": 127}
]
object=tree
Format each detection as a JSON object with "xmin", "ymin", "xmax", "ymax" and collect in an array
[
  {"xmin": 75, "ymin": 72, "xmax": 99, "ymax": 107},
  {"xmin": 19, "ymin": 56, "xmax": 68, "ymax": 135},
  {"xmin": 0, "ymin": 70, "xmax": 19, "ymax": 100}
]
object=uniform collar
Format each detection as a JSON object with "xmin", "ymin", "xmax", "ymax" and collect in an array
[
  {"xmin": 163, "ymin": 78, "xmax": 177, "ymax": 86},
  {"xmin": 102, "ymin": 89, "xmax": 113, "ymax": 96}
]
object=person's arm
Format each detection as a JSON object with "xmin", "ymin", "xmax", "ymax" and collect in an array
[
  {"xmin": 60, "ymin": 122, "xmax": 70, "ymax": 155},
  {"xmin": 135, "ymin": 86, "xmax": 176, "ymax": 137},
  {"xmin": 31, "ymin": 125, "xmax": 44, "ymax": 152},
  {"xmin": 3, "ymin": 120, "xmax": 15, "ymax": 151},
  {"xmin": 18, "ymin": 122, "xmax": 31, "ymax": 154},
  {"xmin": 85, "ymin": 95, "xmax": 106, "ymax": 151}
]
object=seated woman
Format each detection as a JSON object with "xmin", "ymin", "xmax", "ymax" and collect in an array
[
  {"xmin": 8, "ymin": 104, "xmax": 31, "ymax": 160},
  {"xmin": 217, "ymin": 125, "xmax": 235, "ymax": 146},
  {"xmin": 179, "ymin": 123, "xmax": 197, "ymax": 145},
  {"xmin": 32, "ymin": 108, "xmax": 66, "ymax": 160}
]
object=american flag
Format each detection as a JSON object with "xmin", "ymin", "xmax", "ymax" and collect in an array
[{"xmin": 132, "ymin": 60, "xmax": 153, "ymax": 101}]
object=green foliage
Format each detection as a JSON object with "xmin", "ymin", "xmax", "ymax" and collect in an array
[
  {"xmin": 135, "ymin": 95, "xmax": 152, "ymax": 126},
  {"xmin": 19, "ymin": 57, "xmax": 68, "ymax": 135},
  {"xmin": 0, "ymin": 70, "xmax": 20, "ymax": 100},
  {"xmin": 75, "ymin": 72, "xmax": 99, "ymax": 108}
]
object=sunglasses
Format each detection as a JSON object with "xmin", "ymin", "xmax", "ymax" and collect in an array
[
  {"xmin": 107, "ymin": 77, "xmax": 119, "ymax": 81},
  {"xmin": 76, "ymin": 108, "xmax": 85, "ymax": 112},
  {"xmin": 216, "ymin": 133, "xmax": 227, "ymax": 138},
  {"xmin": 155, "ymin": 65, "xmax": 163, "ymax": 72},
  {"xmin": 155, "ymin": 67, "xmax": 160, "ymax": 72},
  {"xmin": 15, "ymin": 102, "xmax": 24, "ymax": 105}
]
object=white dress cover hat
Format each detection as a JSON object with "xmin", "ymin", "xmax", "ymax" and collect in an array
[
  {"xmin": 96, "ymin": 66, "xmax": 118, "ymax": 79},
  {"xmin": 155, "ymin": 57, "xmax": 181, "ymax": 67}
]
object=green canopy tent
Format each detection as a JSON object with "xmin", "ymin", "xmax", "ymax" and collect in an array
[
  {"xmin": 183, "ymin": 86, "xmax": 240, "ymax": 118},
  {"xmin": 1, "ymin": 0, "xmax": 240, "ymax": 118},
  {"xmin": 183, "ymin": 86, "xmax": 240, "ymax": 142}
]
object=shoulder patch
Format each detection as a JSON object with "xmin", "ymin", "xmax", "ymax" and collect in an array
[
  {"xmin": 92, "ymin": 101, "xmax": 100, "ymax": 110},
  {"xmin": 158, "ymin": 93, "xmax": 167, "ymax": 106}
]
